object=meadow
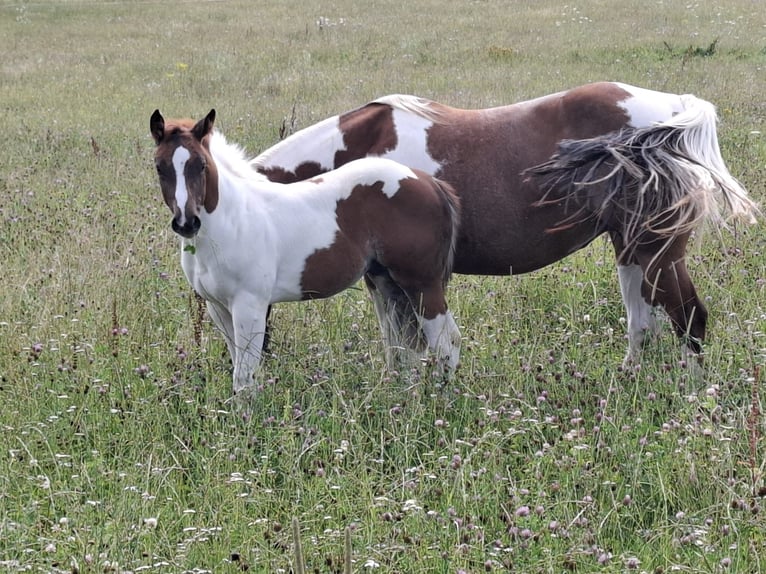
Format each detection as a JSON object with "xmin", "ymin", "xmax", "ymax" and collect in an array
[{"xmin": 1, "ymin": 0, "xmax": 765, "ymax": 572}]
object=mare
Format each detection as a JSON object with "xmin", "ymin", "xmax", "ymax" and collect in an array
[
  {"xmin": 150, "ymin": 109, "xmax": 461, "ymax": 394},
  {"xmin": 252, "ymin": 81, "xmax": 758, "ymax": 363}
]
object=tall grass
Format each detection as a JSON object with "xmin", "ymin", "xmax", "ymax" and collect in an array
[{"xmin": 1, "ymin": 1, "xmax": 765, "ymax": 572}]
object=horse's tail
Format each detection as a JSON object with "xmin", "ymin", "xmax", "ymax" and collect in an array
[
  {"xmin": 525, "ymin": 94, "xmax": 759, "ymax": 259},
  {"xmin": 433, "ymin": 177, "xmax": 461, "ymax": 284}
]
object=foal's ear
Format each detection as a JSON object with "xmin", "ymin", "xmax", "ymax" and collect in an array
[
  {"xmin": 150, "ymin": 109, "xmax": 165, "ymax": 144},
  {"xmin": 192, "ymin": 109, "xmax": 216, "ymax": 141}
]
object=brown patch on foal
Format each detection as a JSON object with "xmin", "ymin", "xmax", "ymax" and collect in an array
[{"xmin": 300, "ymin": 178, "xmax": 453, "ymax": 318}]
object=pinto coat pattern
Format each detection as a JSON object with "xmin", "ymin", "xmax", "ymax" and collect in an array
[
  {"xmin": 151, "ymin": 109, "xmax": 461, "ymax": 393},
  {"xmin": 252, "ymin": 82, "xmax": 758, "ymax": 362}
]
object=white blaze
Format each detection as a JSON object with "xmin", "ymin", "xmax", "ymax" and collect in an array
[{"xmin": 172, "ymin": 146, "xmax": 191, "ymax": 224}]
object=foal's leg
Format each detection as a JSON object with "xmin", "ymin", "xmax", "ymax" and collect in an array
[
  {"xmin": 261, "ymin": 305, "xmax": 273, "ymax": 354},
  {"xmin": 364, "ymin": 268, "xmax": 427, "ymax": 369},
  {"xmin": 207, "ymin": 300, "xmax": 236, "ymax": 366},
  {"xmin": 420, "ymin": 305, "xmax": 461, "ymax": 372},
  {"xmin": 230, "ymin": 295, "xmax": 270, "ymax": 394},
  {"xmin": 635, "ymin": 238, "xmax": 707, "ymax": 361},
  {"xmin": 611, "ymin": 232, "xmax": 660, "ymax": 364},
  {"xmin": 400, "ymin": 282, "xmax": 461, "ymax": 374}
]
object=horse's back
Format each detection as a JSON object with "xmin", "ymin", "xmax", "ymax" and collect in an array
[{"xmin": 252, "ymin": 81, "xmax": 703, "ymax": 274}]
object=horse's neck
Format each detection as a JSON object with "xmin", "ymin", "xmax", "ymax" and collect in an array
[
  {"xmin": 252, "ymin": 114, "xmax": 343, "ymax": 171},
  {"xmin": 204, "ymin": 136, "xmax": 276, "ymax": 220}
]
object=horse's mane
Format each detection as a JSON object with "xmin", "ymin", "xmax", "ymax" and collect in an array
[{"xmin": 372, "ymin": 94, "xmax": 446, "ymax": 124}]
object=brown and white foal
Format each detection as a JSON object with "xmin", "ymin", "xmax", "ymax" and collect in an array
[{"xmin": 151, "ymin": 109, "xmax": 461, "ymax": 394}]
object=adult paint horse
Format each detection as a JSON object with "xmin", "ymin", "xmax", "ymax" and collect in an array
[
  {"xmin": 150, "ymin": 109, "xmax": 461, "ymax": 394},
  {"xmin": 253, "ymin": 82, "xmax": 758, "ymax": 363}
]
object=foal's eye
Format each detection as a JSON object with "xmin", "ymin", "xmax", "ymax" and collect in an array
[{"xmin": 155, "ymin": 166, "xmax": 168, "ymax": 181}]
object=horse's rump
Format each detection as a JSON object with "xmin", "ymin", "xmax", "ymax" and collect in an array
[{"xmin": 525, "ymin": 95, "xmax": 758, "ymax": 263}]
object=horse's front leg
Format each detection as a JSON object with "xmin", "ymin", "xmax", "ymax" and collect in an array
[{"xmin": 230, "ymin": 295, "xmax": 270, "ymax": 394}]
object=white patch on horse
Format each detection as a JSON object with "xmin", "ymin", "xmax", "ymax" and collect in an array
[
  {"xmin": 378, "ymin": 108, "xmax": 443, "ymax": 175},
  {"xmin": 613, "ymin": 82, "xmax": 685, "ymax": 128},
  {"xmin": 251, "ymin": 114, "xmax": 345, "ymax": 174},
  {"xmin": 172, "ymin": 146, "xmax": 191, "ymax": 224},
  {"xmin": 264, "ymin": 198, "xmax": 338, "ymax": 302},
  {"xmin": 618, "ymin": 263, "xmax": 659, "ymax": 363}
]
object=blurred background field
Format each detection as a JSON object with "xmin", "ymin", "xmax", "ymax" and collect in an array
[{"xmin": 1, "ymin": 1, "xmax": 765, "ymax": 572}]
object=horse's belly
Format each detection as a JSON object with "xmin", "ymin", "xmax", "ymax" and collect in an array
[{"xmin": 450, "ymin": 216, "xmax": 602, "ymax": 276}]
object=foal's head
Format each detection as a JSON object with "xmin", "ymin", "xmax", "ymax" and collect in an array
[{"xmin": 150, "ymin": 109, "xmax": 219, "ymax": 238}]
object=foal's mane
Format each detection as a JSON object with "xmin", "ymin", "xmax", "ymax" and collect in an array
[{"xmin": 208, "ymin": 130, "xmax": 265, "ymax": 181}]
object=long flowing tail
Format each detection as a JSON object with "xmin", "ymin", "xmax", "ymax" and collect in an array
[
  {"xmin": 525, "ymin": 95, "xmax": 759, "ymax": 257},
  {"xmin": 432, "ymin": 177, "xmax": 461, "ymax": 285}
]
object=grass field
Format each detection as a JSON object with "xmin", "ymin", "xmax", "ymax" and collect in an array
[{"xmin": 1, "ymin": 1, "xmax": 766, "ymax": 572}]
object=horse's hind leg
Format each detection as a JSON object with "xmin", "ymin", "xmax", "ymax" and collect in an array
[
  {"xmin": 261, "ymin": 305, "xmax": 273, "ymax": 354},
  {"xmin": 611, "ymin": 232, "xmax": 661, "ymax": 364},
  {"xmin": 635, "ymin": 237, "xmax": 707, "ymax": 362}
]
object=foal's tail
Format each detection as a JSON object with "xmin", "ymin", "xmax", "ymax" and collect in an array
[
  {"xmin": 526, "ymin": 94, "xmax": 759, "ymax": 258},
  {"xmin": 434, "ymin": 177, "xmax": 461, "ymax": 284}
]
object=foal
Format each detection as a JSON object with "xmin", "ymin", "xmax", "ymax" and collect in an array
[{"xmin": 151, "ymin": 109, "xmax": 461, "ymax": 393}]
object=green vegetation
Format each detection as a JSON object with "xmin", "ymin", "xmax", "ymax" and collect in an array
[{"xmin": 1, "ymin": 1, "xmax": 764, "ymax": 572}]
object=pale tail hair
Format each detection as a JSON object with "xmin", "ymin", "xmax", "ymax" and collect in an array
[{"xmin": 526, "ymin": 93, "xmax": 759, "ymax": 265}]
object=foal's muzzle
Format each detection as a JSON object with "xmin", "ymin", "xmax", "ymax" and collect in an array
[{"xmin": 172, "ymin": 215, "xmax": 201, "ymax": 238}]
